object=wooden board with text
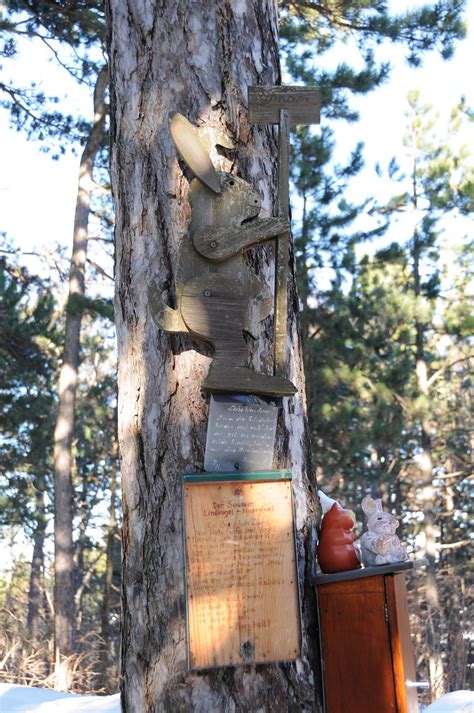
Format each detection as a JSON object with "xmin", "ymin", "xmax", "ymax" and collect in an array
[{"xmin": 183, "ymin": 473, "xmax": 300, "ymax": 669}]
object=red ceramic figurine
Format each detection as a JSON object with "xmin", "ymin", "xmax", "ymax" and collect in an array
[{"xmin": 317, "ymin": 491, "xmax": 361, "ymax": 574}]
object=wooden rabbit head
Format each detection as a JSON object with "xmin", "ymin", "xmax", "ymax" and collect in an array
[{"xmin": 188, "ymin": 173, "xmax": 261, "ymax": 232}]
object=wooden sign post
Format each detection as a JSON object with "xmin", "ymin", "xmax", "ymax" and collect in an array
[
  {"xmin": 248, "ymin": 86, "xmax": 320, "ymax": 378},
  {"xmin": 183, "ymin": 472, "xmax": 301, "ymax": 669}
]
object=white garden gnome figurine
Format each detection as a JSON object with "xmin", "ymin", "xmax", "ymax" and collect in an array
[{"xmin": 360, "ymin": 496, "xmax": 408, "ymax": 566}]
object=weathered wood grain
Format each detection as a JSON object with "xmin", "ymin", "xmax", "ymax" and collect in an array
[
  {"xmin": 385, "ymin": 575, "xmax": 419, "ymax": 713},
  {"xmin": 318, "ymin": 576, "xmax": 397, "ymax": 713},
  {"xmin": 149, "ymin": 164, "xmax": 297, "ymax": 395},
  {"xmin": 274, "ymin": 109, "xmax": 291, "ymax": 378},
  {"xmin": 169, "ymin": 112, "xmax": 221, "ymax": 194},
  {"xmin": 317, "ymin": 572, "xmax": 419, "ymax": 713},
  {"xmin": 248, "ymin": 86, "xmax": 320, "ymax": 125},
  {"xmin": 192, "ymin": 217, "xmax": 289, "ymax": 262},
  {"xmin": 248, "ymin": 86, "xmax": 320, "ymax": 381},
  {"xmin": 179, "ymin": 274, "xmax": 297, "ymax": 395},
  {"xmin": 183, "ymin": 477, "xmax": 300, "ymax": 669}
]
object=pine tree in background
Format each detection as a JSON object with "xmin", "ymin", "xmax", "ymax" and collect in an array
[
  {"xmin": 0, "ymin": 248, "xmax": 120, "ymax": 690},
  {"xmin": 376, "ymin": 91, "xmax": 473, "ymax": 698},
  {"xmin": 298, "ymin": 91, "xmax": 473, "ymax": 699},
  {"xmin": 280, "ymin": 0, "xmax": 466, "ymax": 139},
  {"xmin": 290, "ymin": 123, "xmax": 389, "ymax": 490},
  {"xmin": 0, "ymin": 0, "xmax": 104, "ymax": 152},
  {"xmin": 51, "ymin": 63, "xmax": 108, "ymax": 690},
  {"xmin": 1, "ymin": 2, "xmax": 113, "ymax": 688},
  {"xmin": 0, "ymin": 252, "xmax": 58, "ymax": 681}
]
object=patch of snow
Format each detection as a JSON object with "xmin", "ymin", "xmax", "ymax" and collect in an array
[
  {"xmin": 1, "ymin": 683, "xmax": 472, "ymax": 713},
  {"xmin": 0, "ymin": 684, "xmax": 120, "ymax": 713},
  {"xmin": 423, "ymin": 690, "xmax": 474, "ymax": 713}
]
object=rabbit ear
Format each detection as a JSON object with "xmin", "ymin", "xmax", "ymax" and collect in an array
[
  {"xmin": 197, "ymin": 125, "xmax": 235, "ymax": 152},
  {"xmin": 169, "ymin": 112, "xmax": 221, "ymax": 194},
  {"xmin": 361, "ymin": 496, "xmax": 376, "ymax": 516},
  {"xmin": 374, "ymin": 499, "xmax": 384, "ymax": 512}
]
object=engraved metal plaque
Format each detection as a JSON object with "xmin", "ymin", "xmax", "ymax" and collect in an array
[
  {"xmin": 183, "ymin": 472, "xmax": 301, "ymax": 669},
  {"xmin": 204, "ymin": 395, "xmax": 278, "ymax": 473}
]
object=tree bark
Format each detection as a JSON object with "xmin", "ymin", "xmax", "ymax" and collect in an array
[
  {"xmin": 27, "ymin": 473, "xmax": 46, "ymax": 648},
  {"xmin": 74, "ymin": 465, "xmax": 89, "ymax": 635},
  {"xmin": 52, "ymin": 64, "xmax": 108, "ymax": 690},
  {"xmin": 106, "ymin": 1, "xmax": 321, "ymax": 711},
  {"xmin": 412, "ymin": 229, "xmax": 445, "ymax": 699},
  {"xmin": 99, "ymin": 429, "xmax": 119, "ymax": 690}
]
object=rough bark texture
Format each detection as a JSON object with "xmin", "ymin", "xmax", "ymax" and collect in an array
[
  {"xmin": 52, "ymin": 64, "xmax": 108, "ymax": 689},
  {"xmin": 100, "ymin": 433, "xmax": 119, "ymax": 689},
  {"xmin": 27, "ymin": 474, "xmax": 46, "ymax": 646},
  {"xmin": 106, "ymin": 2, "xmax": 321, "ymax": 710}
]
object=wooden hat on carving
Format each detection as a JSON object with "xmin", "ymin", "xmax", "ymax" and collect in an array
[{"xmin": 169, "ymin": 112, "xmax": 221, "ymax": 194}]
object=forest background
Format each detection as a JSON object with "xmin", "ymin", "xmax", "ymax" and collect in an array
[{"xmin": 0, "ymin": 0, "xmax": 472, "ymax": 706}]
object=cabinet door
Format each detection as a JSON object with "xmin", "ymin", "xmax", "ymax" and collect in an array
[
  {"xmin": 318, "ymin": 576, "xmax": 397, "ymax": 713},
  {"xmin": 385, "ymin": 574, "xmax": 419, "ymax": 713}
]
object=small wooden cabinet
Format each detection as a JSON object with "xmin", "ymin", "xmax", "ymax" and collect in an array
[{"xmin": 316, "ymin": 563, "xmax": 419, "ymax": 713}]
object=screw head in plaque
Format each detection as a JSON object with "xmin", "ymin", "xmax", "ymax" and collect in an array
[{"xmin": 204, "ymin": 394, "xmax": 278, "ymax": 473}]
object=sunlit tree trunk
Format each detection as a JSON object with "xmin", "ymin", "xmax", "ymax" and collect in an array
[
  {"xmin": 52, "ymin": 64, "xmax": 108, "ymax": 690},
  {"xmin": 106, "ymin": 1, "xmax": 321, "ymax": 710}
]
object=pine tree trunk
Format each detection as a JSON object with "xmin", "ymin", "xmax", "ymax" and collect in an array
[
  {"xmin": 413, "ymin": 232, "xmax": 445, "ymax": 699},
  {"xmin": 99, "ymin": 433, "xmax": 118, "ymax": 690},
  {"xmin": 27, "ymin": 474, "xmax": 46, "ymax": 648},
  {"xmin": 74, "ymin": 468, "xmax": 88, "ymax": 635},
  {"xmin": 106, "ymin": 2, "xmax": 321, "ymax": 710},
  {"xmin": 52, "ymin": 64, "xmax": 108, "ymax": 690}
]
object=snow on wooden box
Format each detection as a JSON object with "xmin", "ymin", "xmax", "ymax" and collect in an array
[{"xmin": 182, "ymin": 473, "xmax": 301, "ymax": 669}]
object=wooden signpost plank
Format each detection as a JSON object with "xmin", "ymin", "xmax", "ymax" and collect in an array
[
  {"xmin": 248, "ymin": 85, "xmax": 320, "ymax": 380},
  {"xmin": 183, "ymin": 472, "xmax": 301, "ymax": 669},
  {"xmin": 248, "ymin": 86, "xmax": 321, "ymax": 125}
]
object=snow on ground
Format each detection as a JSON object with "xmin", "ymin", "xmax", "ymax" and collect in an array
[
  {"xmin": 0, "ymin": 683, "xmax": 472, "ymax": 712},
  {"xmin": 423, "ymin": 691, "xmax": 474, "ymax": 713},
  {"xmin": 0, "ymin": 684, "xmax": 120, "ymax": 712}
]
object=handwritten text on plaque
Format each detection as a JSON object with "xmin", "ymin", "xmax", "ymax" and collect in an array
[
  {"xmin": 183, "ymin": 475, "xmax": 300, "ymax": 669},
  {"xmin": 204, "ymin": 395, "xmax": 278, "ymax": 473}
]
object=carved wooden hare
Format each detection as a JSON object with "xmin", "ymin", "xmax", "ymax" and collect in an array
[{"xmin": 149, "ymin": 113, "xmax": 297, "ymax": 397}]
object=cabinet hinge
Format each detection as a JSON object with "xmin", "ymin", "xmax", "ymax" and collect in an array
[{"xmin": 384, "ymin": 601, "xmax": 389, "ymax": 623}]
